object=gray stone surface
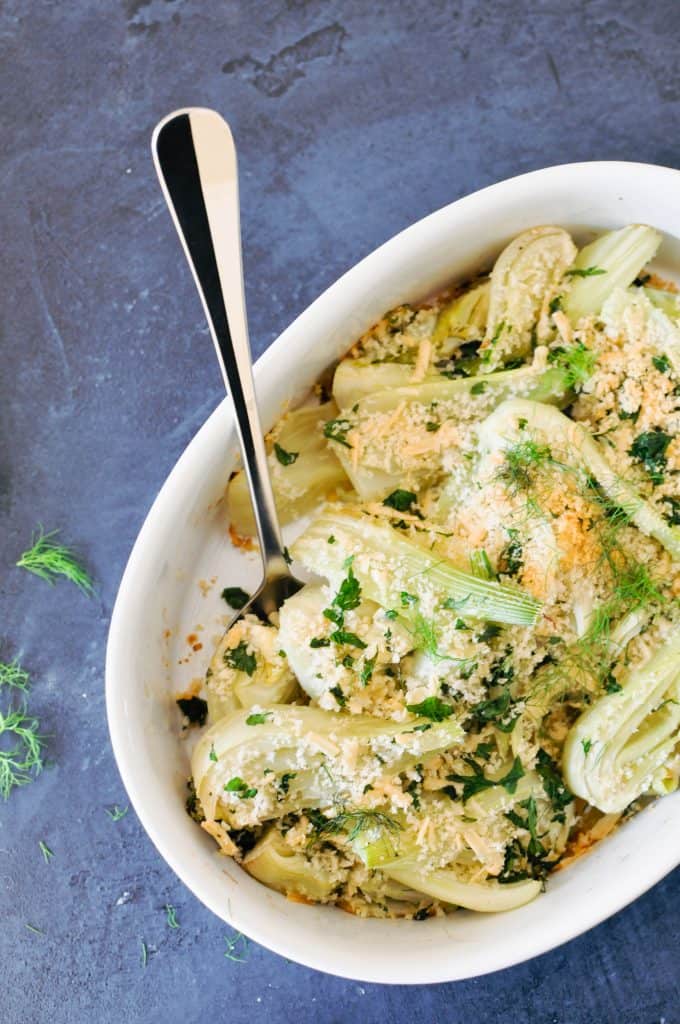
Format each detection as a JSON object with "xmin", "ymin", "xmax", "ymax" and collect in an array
[{"xmin": 1, "ymin": 1, "xmax": 679, "ymax": 1021}]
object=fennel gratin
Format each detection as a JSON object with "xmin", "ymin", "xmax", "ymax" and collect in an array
[{"xmin": 184, "ymin": 223, "xmax": 680, "ymax": 920}]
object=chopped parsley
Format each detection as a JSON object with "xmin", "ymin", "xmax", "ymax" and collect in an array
[
  {"xmin": 329, "ymin": 629, "xmax": 367, "ymax": 649},
  {"xmin": 652, "ymin": 354, "xmax": 671, "ymax": 374},
  {"xmin": 629, "ymin": 428, "xmax": 672, "ymax": 484},
  {"xmin": 223, "ymin": 641, "xmax": 257, "ymax": 676},
  {"xmin": 535, "ymin": 749, "xmax": 573, "ymax": 823},
  {"xmin": 329, "ymin": 684, "xmax": 347, "ymax": 707},
  {"xmin": 470, "ymin": 380, "xmax": 486, "ymax": 395},
  {"xmin": 273, "ymin": 442, "xmax": 299, "ymax": 465},
  {"xmin": 406, "ymin": 696, "xmax": 455, "ymax": 721},
  {"xmin": 323, "ymin": 417, "xmax": 353, "ymax": 448},
  {"xmin": 382, "ymin": 489, "xmax": 418, "ymax": 513},
  {"xmin": 221, "ymin": 586, "xmax": 250, "ymax": 609},
  {"xmin": 224, "ymin": 777, "xmax": 258, "ymax": 799},
  {"xmin": 277, "ymin": 772, "xmax": 297, "ymax": 799},
  {"xmin": 360, "ymin": 655, "xmax": 377, "ymax": 686},
  {"xmin": 176, "ymin": 696, "xmax": 208, "ymax": 726},
  {"xmin": 499, "ymin": 529, "xmax": 523, "ymax": 577},
  {"xmin": 245, "ymin": 712, "xmax": 272, "ymax": 726},
  {"xmin": 310, "ymin": 637, "xmax": 331, "ymax": 648},
  {"xmin": 447, "ymin": 755, "xmax": 524, "ymax": 802},
  {"xmin": 661, "ymin": 495, "xmax": 680, "ymax": 525},
  {"xmin": 400, "ymin": 590, "xmax": 418, "ymax": 607}
]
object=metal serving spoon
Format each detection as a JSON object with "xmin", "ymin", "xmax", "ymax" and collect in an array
[{"xmin": 152, "ymin": 107, "xmax": 303, "ymax": 622}]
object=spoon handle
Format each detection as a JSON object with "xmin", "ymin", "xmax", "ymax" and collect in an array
[{"xmin": 152, "ymin": 108, "xmax": 289, "ymax": 580}]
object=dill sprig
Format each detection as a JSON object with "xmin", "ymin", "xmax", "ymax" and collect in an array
[
  {"xmin": 0, "ymin": 705, "xmax": 44, "ymax": 799},
  {"xmin": 106, "ymin": 804, "xmax": 129, "ymax": 822},
  {"xmin": 16, "ymin": 528, "xmax": 94, "ymax": 595},
  {"xmin": 0, "ymin": 656, "xmax": 30, "ymax": 692},
  {"xmin": 308, "ymin": 806, "xmax": 402, "ymax": 846},
  {"xmin": 164, "ymin": 904, "xmax": 179, "ymax": 929},
  {"xmin": 224, "ymin": 932, "xmax": 249, "ymax": 962},
  {"xmin": 38, "ymin": 840, "xmax": 54, "ymax": 863}
]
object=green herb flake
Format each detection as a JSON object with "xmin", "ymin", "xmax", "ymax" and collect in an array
[
  {"xmin": 106, "ymin": 804, "xmax": 129, "ymax": 822},
  {"xmin": 224, "ymin": 931, "xmax": 249, "ymax": 963},
  {"xmin": 324, "ymin": 418, "xmax": 353, "ymax": 448},
  {"xmin": 629, "ymin": 428, "xmax": 672, "ymax": 484},
  {"xmin": 223, "ymin": 641, "xmax": 257, "ymax": 676},
  {"xmin": 176, "ymin": 696, "xmax": 208, "ymax": 726},
  {"xmin": 360, "ymin": 655, "xmax": 377, "ymax": 686},
  {"xmin": 565, "ymin": 265, "xmax": 606, "ymax": 278},
  {"xmin": 652, "ymin": 354, "xmax": 671, "ymax": 374},
  {"xmin": 382, "ymin": 489, "xmax": 418, "ymax": 513},
  {"xmin": 165, "ymin": 904, "xmax": 180, "ymax": 929},
  {"xmin": 209, "ymin": 744, "xmax": 218, "ymax": 762},
  {"xmin": 277, "ymin": 772, "xmax": 297, "ymax": 799},
  {"xmin": 224, "ymin": 777, "xmax": 258, "ymax": 799},
  {"xmin": 38, "ymin": 840, "xmax": 54, "ymax": 863},
  {"xmin": 329, "ymin": 629, "xmax": 367, "ymax": 649},
  {"xmin": 329, "ymin": 684, "xmax": 347, "ymax": 707},
  {"xmin": 470, "ymin": 381, "xmax": 486, "ymax": 395},
  {"xmin": 310, "ymin": 637, "xmax": 331, "ymax": 648},
  {"xmin": 581, "ymin": 738, "xmax": 593, "ymax": 755},
  {"xmin": 221, "ymin": 586, "xmax": 250, "ymax": 610},
  {"xmin": 245, "ymin": 712, "xmax": 272, "ymax": 726},
  {"xmin": 400, "ymin": 591, "xmax": 418, "ymax": 607},
  {"xmin": 536, "ymin": 749, "xmax": 573, "ymax": 822},
  {"xmin": 273, "ymin": 442, "xmax": 299, "ymax": 466},
  {"xmin": 447, "ymin": 755, "xmax": 524, "ymax": 803},
  {"xmin": 406, "ymin": 696, "xmax": 455, "ymax": 722},
  {"xmin": 661, "ymin": 495, "xmax": 680, "ymax": 526}
]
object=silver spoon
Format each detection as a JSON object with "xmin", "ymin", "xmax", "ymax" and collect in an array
[{"xmin": 152, "ymin": 107, "xmax": 303, "ymax": 621}]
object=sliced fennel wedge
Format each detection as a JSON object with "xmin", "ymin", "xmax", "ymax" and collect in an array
[
  {"xmin": 384, "ymin": 865, "xmax": 542, "ymax": 913},
  {"xmin": 192, "ymin": 704, "xmax": 463, "ymax": 826},
  {"xmin": 478, "ymin": 399, "xmax": 680, "ymax": 560},
  {"xmin": 482, "ymin": 226, "xmax": 577, "ymax": 369},
  {"xmin": 562, "ymin": 224, "xmax": 662, "ymax": 324},
  {"xmin": 432, "ymin": 280, "xmax": 490, "ymax": 349},
  {"xmin": 292, "ymin": 508, "xmax": 542, "ymax": 627},
  {"xmin": 563, "ymin": 624, "xmax": 680, "ymax": 813},
  {"xmin": 227, "ymin": 400, "xmax": 351, "ymax": 536},
  {"xmin": 243, "ymin": 827, "xmax": 340, "ymax": 901}
]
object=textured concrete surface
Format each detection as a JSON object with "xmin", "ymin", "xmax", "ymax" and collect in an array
[{"xmin": 1, "ymin": 1, "xmax": 679, "ymax": 1021}]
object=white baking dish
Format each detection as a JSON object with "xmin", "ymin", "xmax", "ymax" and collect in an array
[{"xmin": 106, "ymin": 161, "xmax": 680, "ymax": 983}]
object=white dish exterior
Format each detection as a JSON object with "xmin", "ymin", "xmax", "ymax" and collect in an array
[{"xmin": 106, "ymin": 161, "xmax": 680, "ymax": 984}]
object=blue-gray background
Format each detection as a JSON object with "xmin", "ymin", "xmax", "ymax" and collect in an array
[{"xmin": 1, "ymin": 1, "xmax": 678, "ymax": 1021}]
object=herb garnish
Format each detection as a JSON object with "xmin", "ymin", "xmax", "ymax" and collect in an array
[
  {"xmin": 245, "ymin": 712, "xmax": 272, "ymax": 726},
  {"xmin": 652, "ymin": 354, "xmax": 671, "ymax": 374},
  {"xmin": 324, "ymin": 418, "xmax": 353, "ymax": 448},
  {"xmin": 447, "ymin": 755, "xmax": 524, "ymax": 802},
  {"xmin": 629, "ymin": 429, "xmax": 672, "ymax": 484},
  {"xmin": 224, "ymin": 931, "xmax": 249, "ymax": 962},
  {"xmin": 273, "ymin": 442, "xmax": 299, "ymax": 466},
  {"xmin": 38, "ymin": 840, "xmax": 54, "ymax": 863},
  {"xmin": 16, "ymin": 528, "xmax": 93, "ymax": 594},
  {"xmin": 329, "ymin": 684, "xmax": 347, "ymax": 707},
  {"xmin": 308, "ymin": 807, "xmax": 402, "ymax": 846},
  {"xmin": 106, "ymin": 804, "xmax": 129, "ymax": 822},
  {"xmin": 382, "ymin": 489, "xmax": 418, "ymax": 513},
  {"xmin": 176, "ymin": 696, "xmax": 208, "ymax": 726},
  {"xmin": 535, "ymin": 749, "xmax": 573, "ymax": 822},
  {"xmin": 165, "ymin": 904, "xmax": 180, "ymax": 929},
  {"xmin": 0, "ymin": 657, "xmax": 29, "ymax": 692},
  {"xmin": 221, "ymin": 586, "xmax": 250, "ymax": 609},
  {"xmin": 406, "ymin": 696, "xmax": 455, "ymax": 721},
  {"xmin": 0, "ymin": 704, "xmax": 44, "ymax": 799},
  {"xmin": 224, "ymin": 777, "xmax": 258, "ymax": 799},
  {"xmin": 223, "ymin": 641, "xmax": 257, "ymax": 676}
]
